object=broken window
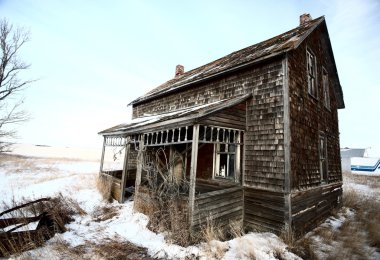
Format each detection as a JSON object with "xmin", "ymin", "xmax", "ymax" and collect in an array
[
  {"xmin": 319, "ymin": 133, "xmax": 328, "ymax": 182},
  {"xmin": 214, "ymin": 143, "xmax": 236, "ymax": 179},
  {"xmin": 307, "ymin": 50, "xmax": 317, "ymax": 98},
  {"xmin": 322, "ymin": 67, "xmax": 330, "ymax": 110}
]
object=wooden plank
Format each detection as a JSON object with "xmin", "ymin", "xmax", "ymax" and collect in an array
[
  {"xmin": 195, "ymin": 189, "xmax": 242, "ymax": 207},
  {"xmin": 189, "ymin": 124, "xmax": 199, "ymax": 226},
  {"xmin": 194, "ymin": 195, "xmax": 242, "ymax": 215},
  {"xmin": 194, "ymin": 206, "xmax": 243, "ymax": 226},
  {"xmin": 99, "ymin": 137, "xmax": 106, "ymax": 173},
  {"xmin": 195, "ymin": 186, "xmax": 242, "ymax": 200},
  {"xmin": 133, "ymin": 135, "xmax": 144, "ymax": 210},
  {"xmin": 120, "ymin": 137, "xmax": 130, "ymax": 203}
]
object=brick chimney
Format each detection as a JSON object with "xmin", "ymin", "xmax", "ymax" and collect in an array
[
  {"xmin": 175, "ymin": 64, "xmax": 184, "ymax": 77},
  {"xmin": 300, "ymin": 13, "xmax": 312, "ymax": 25}
]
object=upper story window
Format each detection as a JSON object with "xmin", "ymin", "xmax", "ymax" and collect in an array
[
  {"xmin": 322, "ymin": 67, "xmax": 331, "ymax": 110},
  {"xmin": 307, "ymin": 50, "xmax": 317, "ymax": 98}
]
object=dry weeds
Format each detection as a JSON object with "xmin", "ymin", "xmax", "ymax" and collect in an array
[
  {"xmin": 96, "ymin": 175, "xmax": 113, "ymax": 202},
  {"xmin": 344, "ymin": 171, "xmax": 380, "ymax": 190},
  {"xmin": 92, "ymin": 204, "xmax": 120, "ymax": 222},
  {"xmin": 289, "ymin": 182, "xmax": 380, "ymax": 259},
  {"xmin": 17, "ymin": 237, "xmax": 154, "ymax": 260}
]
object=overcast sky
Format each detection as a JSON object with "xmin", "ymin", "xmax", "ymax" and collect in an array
[{"xmin": 1, "ymin": 0, "xmax": 379, "ymax": 156}]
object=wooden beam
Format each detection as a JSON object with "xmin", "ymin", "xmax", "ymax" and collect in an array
[
  {"xmin": 120, "ymin": 137, "xmax": 130, "ymax": 203},
  {"xmin": 99, "ymin": 136, "xmax": 106, "ymax": 174},
  {"xmin": 189, "ymin": 124, "xmax": 199, "ymax": 227},
  {"xmin": 235, "ymin": 132, "xmax": 241, "ymax": 183},
  {"xmin": 134, "ymin": 134, "xmax": 144, "ymax": 210},
  {"xmin": 283, "ymin": 54, "xmax": 293, "ymax": 231}
]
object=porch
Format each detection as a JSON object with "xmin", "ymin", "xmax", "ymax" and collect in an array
[{"xmin": 98, "ymin": 94, "xmax": 250, "ymax": 226}]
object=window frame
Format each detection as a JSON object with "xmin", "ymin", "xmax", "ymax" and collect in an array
[
  {"xmin": 319, "ymin": 133, "xmax": 328, "ymax": 183},
  {"xmin": 322, "ymin": 67, "xmax": 331, "ymax": 110},
  {"xmin": 214, "ymin": 143, "xmax": 236, "ymax": 180},
  {"xmin": 307, "ymin": 49, "xmax": 318, "ymax": 98}
]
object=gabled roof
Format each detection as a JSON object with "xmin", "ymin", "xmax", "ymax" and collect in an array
[
  {"xmin": 99, "ymin": 93, "xmax": 251, "ymax": 136},
  {"xmin": 130, "ymin": 16, "xmax": 326, "ymax": 106}
]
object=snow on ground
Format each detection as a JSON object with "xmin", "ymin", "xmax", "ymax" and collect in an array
[
  {"xmin": 0, "ymin": 144, "xmax": 301, "ymax": 259},
  {"xmin": 2, "ymin": 144, "xmax": 379, "ymax": 259}
]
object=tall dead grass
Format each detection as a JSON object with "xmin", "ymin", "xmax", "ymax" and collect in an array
[
  {"xmin": 289, "ymin": 186, "xmax": 380, "ymax": 259},
  {"xmin": 96, "ymin": 175, "xmax": 113, "ymax": 202},
  {"xmin": 135, "ymin": 187, "xmax": 192, "ymax": 246}
]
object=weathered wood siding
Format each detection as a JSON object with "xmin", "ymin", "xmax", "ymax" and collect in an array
[
  {"xmin": 291, "ymin": 182, "xmax": 342, "ymax": 235},
  {"xmin": 244, "ymin": 63, "xmax": 285, "ymax": 191},
  {"xmin": 287, "ymin": 23, "xmax": 342, "ymax": 190},
  {"xmin": 200, "ymin": 103, "xmax": 246, "ymax": 130},
  {"xmin": 244, "ymin": 187, "xmax": 285, "ymax": 233},
  {"xmin": 133, "ymin": 58, "xmax": 286, "ymax": 191},
  {"xmin": 193, "ymin": 187, "xmax": 243, "ymax": 228}
]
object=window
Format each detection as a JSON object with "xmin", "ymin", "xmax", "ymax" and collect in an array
[
  {"xmin": 322, "ymin": 67, "xmax": 330, "ymax": 110},
  {"xmin": 307, "ymin": 50, "xmax": 317, "ymax": 97},
  {"xmin": 319, "ymin": 134, "xmax": 328, "ymax": 182},
  {"xmin": 214, "ymin": 143, "xmax": 236, "ymax": 179}
]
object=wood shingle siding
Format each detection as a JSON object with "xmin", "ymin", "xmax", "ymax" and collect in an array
[{"xmin": 287, "ymin": 22, "xmax": 342, "ymax": 190}]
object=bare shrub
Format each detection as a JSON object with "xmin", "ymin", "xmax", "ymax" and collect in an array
[
  {"xmin": 96, "ymin": 174, "xmax": 113, "ymax": 202},
  {"xmin": 134, "ymin": 147, "xmax": 194, "ymax": 246}
]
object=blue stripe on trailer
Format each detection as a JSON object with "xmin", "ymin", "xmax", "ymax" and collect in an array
[{"xmin": 351, "ymin": 159, "xmax": 380, "ymax": 172}]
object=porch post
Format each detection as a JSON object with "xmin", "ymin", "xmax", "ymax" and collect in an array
[
  {"xmin": 134, "ymin": 134, "xmax": 144, "ymax": 210},
  {"xmin": 189, "ymin": 124, "xmax": 199, "ymax": 227},
  {"xmin": 120, "ymin": 137, "xmax": 130, "ymax": 203},
  {"xmin": 99, "ymin": 136, "xmax": 106, "ymax": 174}
]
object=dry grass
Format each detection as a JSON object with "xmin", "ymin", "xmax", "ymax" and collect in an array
[
  {"xmin": 280, "ymin": 224, "xmax": 295, "ymax": 248},
  {"xmin": 17, "ymin": 237, "xmax": 154, "ymax": 260},
  {"xmin": 199, "ymin": 217, "xmax": 229, "ymax": 260},
  {"xmin": 92, "ymin": 204, "xmax": 120, "ymax": 222},
  {"xmin": 85, "ymin": 238, "xmax": 154, "ymax": 260},
  {"xmin": 135, "ymin": 189, "xmax": 192, "ymax": 247},
  {"xmin": 344, "ymin": 172, "xmax": 380, "ymax": 190},
  {"xmin": 201, "ymin": 216, "xmax": 226, "ymax": 242},
  {"xmin": 96, "ymin": 175, "xmax": 113, "ymax": 202},
  {"xmin": 288, "ymin": 184, "xmax": 380, "ymax": 259},
  {"xmin": 228, "ymin": 219, "xmax": 244, "ymax": 239}
]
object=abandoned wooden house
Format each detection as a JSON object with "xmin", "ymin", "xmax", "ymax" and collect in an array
[{"xmin": 98, "ymin": 13, "xmax": 345, "ymax": 235}]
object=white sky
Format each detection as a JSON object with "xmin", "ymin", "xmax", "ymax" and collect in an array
[{"xmin": 1, "ymin": 0, "xmax": 379, "ymax": 156}]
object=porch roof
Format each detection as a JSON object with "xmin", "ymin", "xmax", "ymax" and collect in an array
[{"xmin": 99, "ymin": 93, "xmax": 251, "ymax": 136}]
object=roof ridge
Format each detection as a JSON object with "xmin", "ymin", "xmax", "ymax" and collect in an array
[{"xmin": 129, "ymin": 16, "xmax": 325, "ymax": 106}]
